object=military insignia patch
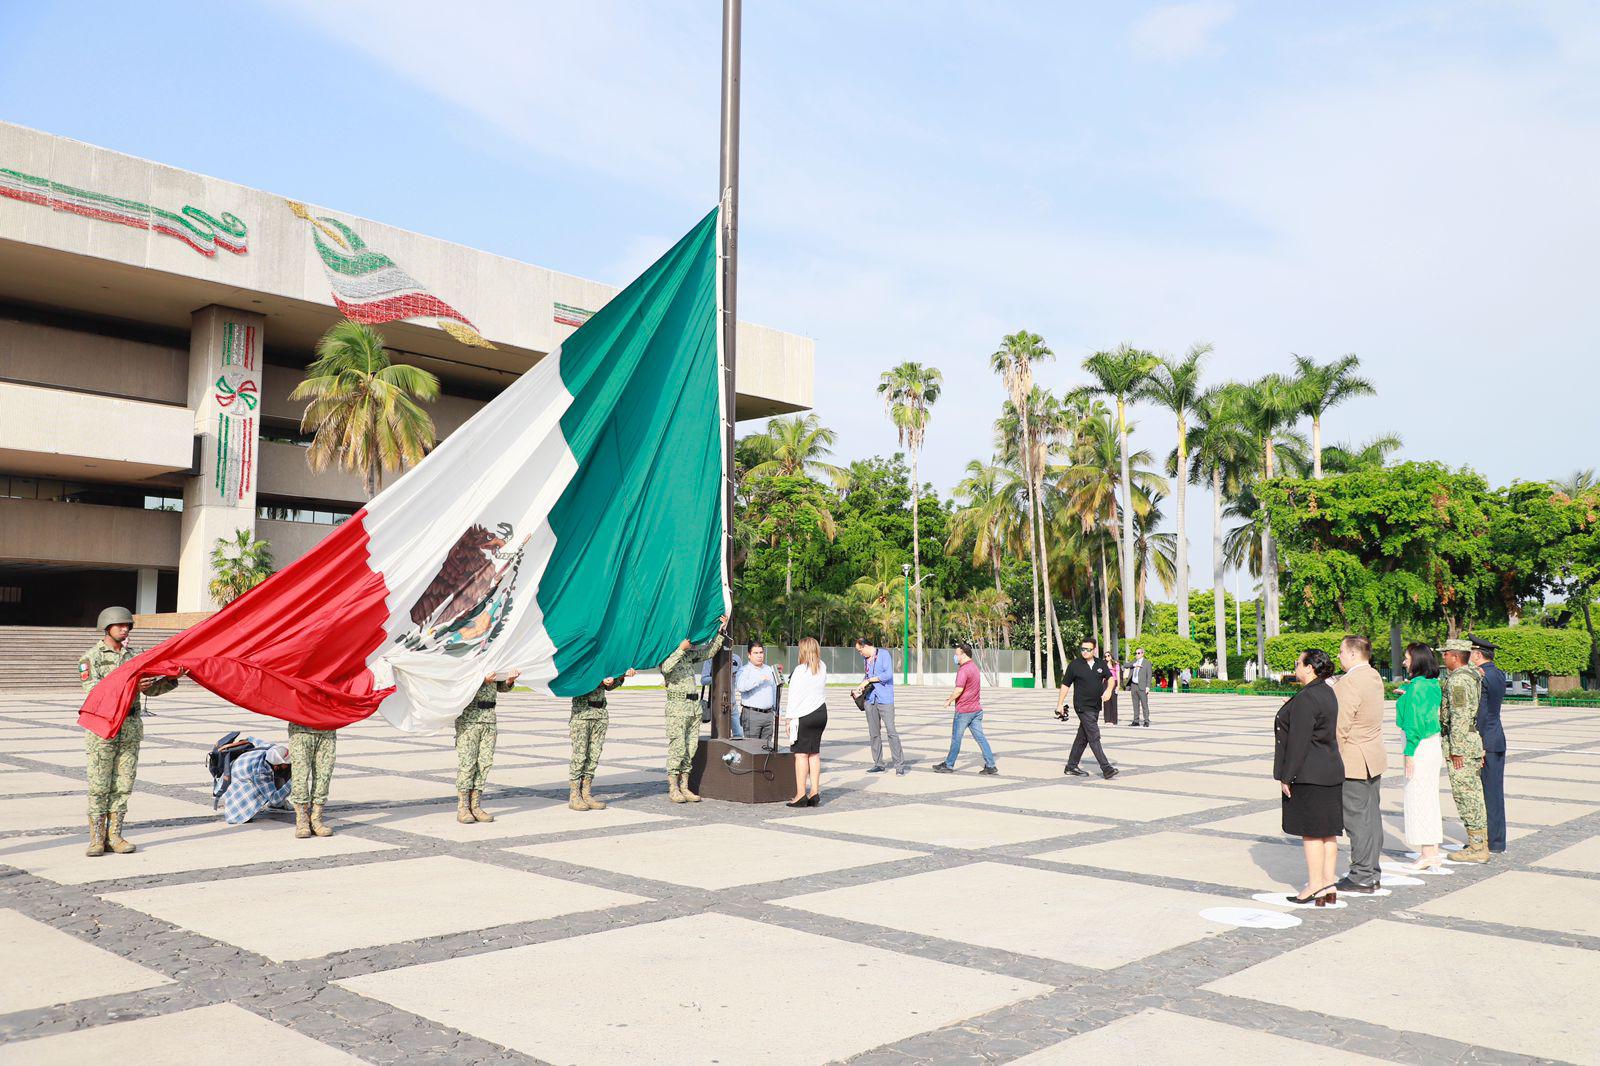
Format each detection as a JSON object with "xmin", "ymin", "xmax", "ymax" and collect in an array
[{"xmin": 79, "ymin": 661, "xmax": 90, "ymax": 681}]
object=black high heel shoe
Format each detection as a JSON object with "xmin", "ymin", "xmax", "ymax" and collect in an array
[
  {"xmin": 1286, "ymin": 885, "xmax": 1334, "ymax": 907},
  {"xmin": 786, "ymin": 796, "xmax": 809, "ymax": 808},
  {"xmin": 806, "ymin": 793, "xmax": 820, "ymax": 807}
]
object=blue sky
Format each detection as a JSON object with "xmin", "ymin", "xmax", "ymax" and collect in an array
[{"xmin": 3, "ymin": 1, "xmax": 1595, "ymax": 593}]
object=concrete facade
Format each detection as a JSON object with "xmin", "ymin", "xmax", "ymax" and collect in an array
[{"xmin": 0, "ymin": 121, "xmax": 814, "ymax": 623}]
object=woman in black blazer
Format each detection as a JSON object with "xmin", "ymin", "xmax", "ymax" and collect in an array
[{"xmin": 1273, "ymin": 648, "xmax": 1345, "ymax": 906}]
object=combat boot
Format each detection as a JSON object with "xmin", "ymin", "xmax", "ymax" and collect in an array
[
  {"xmin": 457, "ymin": 791, "xmax": 475, "ymax": 823},
  {"xmin": 1456, "ymin": 830, "xmax": 1491, "ymax": 863},
  {"xmin": 581, "ymin": 777, "xmax": 607, "ymax": 810},
  {"xmin": 309, "ymin": 803, "xmax": 334, "ymax": 837},
  {"xmin": 294, "ymin": 804, "xmax": 312, "ymax": 839},
  {"xmin": 679, "ymin": 772, "xmax": 701, "ymax": 803},
  {"xmin": 667, "ymin": 774, "xmax": 687, "ymax": 803},
  {"xmin": 568, "ymin": 782, "xmax": 591, "ymax": 811},
  {"xmin": 469, "ymin": 789, "xmax": 494, "ymax": 823},
  {"xmin": 86, "ymin": 815, "xmax": 107, "ymax": 857},
  {"xmin": 106, "ymin": 812, "xmax": 137, "ymax": 854}
]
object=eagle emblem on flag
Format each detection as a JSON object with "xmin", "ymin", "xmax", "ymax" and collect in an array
[{"xmin": 397, "ymin": 523, "xmax": 529, "ymax": 657}]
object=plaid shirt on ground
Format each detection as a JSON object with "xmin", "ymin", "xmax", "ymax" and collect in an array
[{"xmin": 222, "ymin": 740, "xmax": 291, "ymax": 824}]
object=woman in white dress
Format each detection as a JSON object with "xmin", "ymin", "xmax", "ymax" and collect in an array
[
  {"xmin": 783, "ymin": 637, "xmax": 828, "ymax": 808},
  {"xmin": 1395, "ymin": 643, "xmax": 1445, "ymax": 870}
]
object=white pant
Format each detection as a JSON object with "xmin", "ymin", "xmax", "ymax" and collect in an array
[{"xmin": 1403, "ymin": 734, "xmax": 1444, "ymax": 847}]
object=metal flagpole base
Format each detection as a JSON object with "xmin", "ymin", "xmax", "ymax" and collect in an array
[{"xmin": 691, "ymin": 737, "xmax": 797, "ymax": 803}]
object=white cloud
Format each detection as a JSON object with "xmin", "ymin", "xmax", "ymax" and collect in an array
[{"xmin": 1129, "ymin": 1, "xmax": 1238, "ymax": 61}]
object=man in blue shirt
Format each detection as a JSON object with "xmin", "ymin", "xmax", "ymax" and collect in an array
[
  {"xmin": 735, "ymin": 641, "xmax": 781, "ymax": 741},
  {"xmin": 1470, "ymin": 636, "xmax": 1509, "ymax": 853},
  {"xmin": 853, "ymin": 637, "xmax": 906, "ymax": 774}
]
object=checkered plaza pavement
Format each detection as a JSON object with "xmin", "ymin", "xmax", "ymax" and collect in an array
[{"xmin": 2, "ymin": 682, "xmax": 1598, "ymax": 1064}]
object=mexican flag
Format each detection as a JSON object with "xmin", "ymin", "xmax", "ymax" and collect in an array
[{"xmin": 81, "ymin": 207, "xmax": 729, "ymax": 737}]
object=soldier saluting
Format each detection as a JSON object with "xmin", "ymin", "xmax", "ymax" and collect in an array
[
  {"xmin": 79, "ymin": 607, "xmax": 179, "ymax": 857},
  {"xmin": 1440, "ymin": 638, "xmax": 1490, "ymax": 864}
]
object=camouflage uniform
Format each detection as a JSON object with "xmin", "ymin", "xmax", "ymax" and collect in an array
[
  {"xmin": 288, "ymin": 722, "xmax": 337, "ymax": 805},
  {"xmin": 661, "ymin": 633, "xmax": 723, "ymax": 776},
  {"xmin": 1442, "ymin": 661, "xmax": 1489, "ymax": 851},
  {"xmin": 456, "ymin": 680, "xmax": 512, "ymax": 792},
  {"xmin": 570, "ymin": 685, "xmax": 611, "ymax": 782},
  {"xmin": 79, "ymin": 639, "xmax": 175, "ymax": 818}
]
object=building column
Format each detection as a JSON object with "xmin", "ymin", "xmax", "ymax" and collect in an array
[
  {"xmin": 177, "ymin": 306, "xmax": 264, "ymax": 612},
  {"xmin": 135, "ymin": 567, "xmax": 158, "ymax": 615}
]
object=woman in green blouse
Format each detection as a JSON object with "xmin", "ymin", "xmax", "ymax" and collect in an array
[{"xmin": 1396, "ymin": 642, "xmax": 1444, "ymax": 870}]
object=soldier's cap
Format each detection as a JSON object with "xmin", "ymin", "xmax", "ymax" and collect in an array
[
  {"xmin": 96, "ymin": 606, "xmax": 134, "ymax": 631},
  {"xmin": 1468, "ymin": 635, "xmax": 1499, "ymax": 651},
  {"xmin": 1440, "ymin": 638, "xmax": 1474, "ymax": 653}
]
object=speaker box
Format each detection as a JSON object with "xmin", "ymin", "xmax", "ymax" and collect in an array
[{"xmin": 690, "ymin": 737, "xmax": 797, "ymax": 803}]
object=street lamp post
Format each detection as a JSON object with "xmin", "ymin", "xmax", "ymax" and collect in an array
[{"xmin": 901, "ymin": 562, "xmax": 911, "ymax": 686}]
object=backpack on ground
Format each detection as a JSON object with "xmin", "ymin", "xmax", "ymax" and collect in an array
[{"xmin": 206, "ymin": 731, "xmax": 264, "ymax": 809}]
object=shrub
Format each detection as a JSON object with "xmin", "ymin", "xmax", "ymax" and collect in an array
[
  {"xmin": 1265, "ymin": 632, "xmax": 1355, "ymax": 672},
  {"xmin": 1471, "ymin": 627, "xmax": 1592, "ymax": 704}
]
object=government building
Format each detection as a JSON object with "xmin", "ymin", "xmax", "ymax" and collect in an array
[{"xmin": 0, "ymin": 122, "xmax": 813, "ymax": 628}]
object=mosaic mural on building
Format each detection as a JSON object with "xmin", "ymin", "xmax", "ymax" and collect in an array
[
  {"xmin": 213, "ymin": 321, "xmax": 259, "ymax": 502},
  {"xmin": 0, "ymin": 166, "xmax": 248, "ymax": 257},
  {"xmin": 287, "ymin": 201, "xmax": 494, "ymax": 349},
  {"xmin": 554, "ymin": 301, "xmax": 595, "ymax": 328}
]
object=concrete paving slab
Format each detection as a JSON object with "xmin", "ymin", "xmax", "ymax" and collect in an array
[
  {"xmin": 1105, "ymin": 769, "xmax": 1274, "ymax": 800},
  {"xmin": 103, "ymin": 855, "xmax": 648, "ymax": 961},
  {"xmin": 338, "ymin": 797, "xmax": 679, "ymax": 841},
  {"xmin": 0, "ymin": 791, "xmax": 212, "ymax": 832},
  {"xmin": 1532, "ymin": 835, "xmax": 1600, "ymax": 875},
  {"xmin": 1, "ymin": 1003, "xmax": 363, "ymax": 1065},
  {"xmin": 777, "ymin": 802, "xmax": 1109, "ymax": 849},
  {"xmin": 1033, "ymin": 830, "xmax": 1310, "ymax": 892},
  {"xmin": 775, "ymin": 863, "xmax": 1243, "ymax": 969},
  {"xmin": 0, "ymin": 770, "xmax": 83, "ymax": 795},
  {"xmin": 0, "ymin": 907, "xmax": 172, "ymax": 1013},
  {"xmin": 1412, "ymin": 869, "xmax": 1600, "ymax": 939},
  {"xmin": 1204, "ymin": 919, "xmax": 1600, "ymax": 1064},
  {"xmin": 1008, "ymin": 1007, "xmax": 1390, "ymax": 1064},
  {"xmin": 962, "ymin": 784, "xmax": 1235, "ymax": 821}
]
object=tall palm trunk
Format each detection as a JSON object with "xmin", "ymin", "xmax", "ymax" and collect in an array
[
  {"xmin": 1261, "ymin": 438, "xmax": 1280, "ymax": 638},
  {"xmin": 1175, "ymin": 413, "xmax": 1190, "ymax": 640},
  {"xmin": 785, "ymin": 541, "xmax": 793, "ymax": 596},
  {"xmin": 911, "ymin": 447, "xmax": 924, "ymax": 686},
  {"xmin": 1115, "ymin": 398, "xmax": 1138, "ymax": 652},
  {"xmin": 1311, "ymin": 415, "xmax": 1323, "ymax": 479},
  {"xmin": 1212, "ymin": 468, "xmax": 1228, "ymax": 680},
  {"xmin": 1098, "ymin": 544, "xmax": 1113, "ymax": 653},
  {"xmin": 1029, "ymin": 459, "xmax": 1059, "ymax": 687},
  {"xmin": 1022, "ymin": 453, "xmax": 1043, "ymax": 686},
  {"xmin": 1018, "ymin": 401, "xmax": 1052, "ymax": 686}
]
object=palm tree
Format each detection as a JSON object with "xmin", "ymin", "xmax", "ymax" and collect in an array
[
  {"xmin": 990, "ymin": 331, "xmax": 1055, "ymax": 684},
  {"xmin": 1242, "ymin": 373, "xmax": 1304, "ymax": 638},
  {"xmin": 1185, "ymin": 384, "xmax": 1254, "ymax": 679},
  {"xmin": 1320, "ymin": 433, "xmax": 1403, "ymax": 475},
  {"xmin": 947, "ymin": 459, "xmax": 1025, "ymax": 647},
  {"xmin": 1557, "ymin": 468, "xmax": 1597, "ymax": 496},
  {"xmin": 1291, "ymin": 353, "xmax": 1374, "ymax": 479},
  {"xmin": 1132, "ymin": 491, "xmax": 1178, "ymax": 632},
  {"xmin": 745, "ymin": 414, "xmax": 848, "ymax": 487},
  {"xmin": 878, "ymin": 362, "xmax": 943, "ymax": 685},
  {"xmin": 1140, "ymin": 343, "xmax": 1209, "ymax": 640},
  {"xmin": 1080, "ymin": 344, "xmax": 1159, "ymax": 650},
  {"xmin": 291, "ymin": 320, "xmax": 441, "ymax": 499},
  {"xmin": 997, "ymin": 387, "xmax": 1072, "ymax": 683},
  {"xmin": 209, "ymin": 529, "xmax": 275, "ymax": 607},
  {"xmin": 849, "ymin": 555, "xmax": 909, "ymax": 646}
]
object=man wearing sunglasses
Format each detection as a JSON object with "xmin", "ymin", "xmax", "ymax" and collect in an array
[{"xmin": 1055, "ymin": 638, "xmax": 1119, "ymax": 780}]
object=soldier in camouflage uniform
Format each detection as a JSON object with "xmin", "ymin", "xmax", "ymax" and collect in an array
[
  {"xmin": 1440, "ymin": 639, "xmax": 1490, "ymax": 864},
  {"xmin": 569, "ymin": 669, "xmax": 634, "ymax": 811},
  {"xmin": 288, "ymin": 723, "xmax": 338, "ymax": 839},
  {"xmin": 79, "ymin": 606, "xmax": 178, "ymax": 857},
  {"xmin": 456, "ymin": 671, "xmax": 518, "ymax": 824},
  {"xmin": 658, "ymin": 617, "xmax": 726, "ymax": 803}
]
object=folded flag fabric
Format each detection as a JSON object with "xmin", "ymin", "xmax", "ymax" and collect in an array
[{"xmin": 81, "ymin": 207, "xmax": 729, "ymax": 738}]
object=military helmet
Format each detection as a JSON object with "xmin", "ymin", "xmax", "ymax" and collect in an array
[
  {"xmin": 97, "ymin": 606, "xmax": 135, "ymax": 631},
  {"xmin": 1440, "ymin": 637, "xmax": 1473, "ymax": 653}
]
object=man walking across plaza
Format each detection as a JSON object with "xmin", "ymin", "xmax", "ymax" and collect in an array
[
  {"xmin": 79, "ymin": 606, "xmax": 178, "ymax": 857},
  {"xmin": 934, "ymin": 643, "xmax": 997, "ymax": 774},
  {"xmin": 853, "ymin": 638, "xmax": 905, "ymax": 775},
  {"xmin": 1470, "ymin": 635, "xmax": 1508, "ymax": 854},
  {"xmin": 736, "ymin": 641, "xmax": 781, "ymax": 742},
  {"xmin": 1334, "ymin": 635, "xmax": 1387, "ymax": 893},
  {"xmin": 1127, "ymin": 646, "xmax": 1153, "ymax": 727},
  {"xmin": 455, "ymin": 670, "xmax": 518, "ymax": 824},
  {"xmin": 1441, "ymin": 638, "xmax": 1491, "ymax": 863},
  {"xmin": 659, "ymin": 616, "xmax": 726, "ymax": 803},
  {"xmin": 1056, "ymin": 637, "xmax": 1118, "ymax": 780},
  {"xmin": 569, "ymin": 669, "xmax": 632, "ymax": 811}
]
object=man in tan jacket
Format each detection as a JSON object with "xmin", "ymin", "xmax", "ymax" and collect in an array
[{"xmin": 1335, "ymin": 635, "xmax": 1387, "ymax": 892}]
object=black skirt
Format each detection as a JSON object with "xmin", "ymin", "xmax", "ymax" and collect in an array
[
  {"xmin": 1103, "ymin": 692, "xmax": 1118, "ymax": 724},
  {"xmin": 1282, "ymin": 781, "xmax": 1343, "ymax": 837},
  {"xmin": 791, "ymin": 704, "xmax": 828, "ymax": 754}
]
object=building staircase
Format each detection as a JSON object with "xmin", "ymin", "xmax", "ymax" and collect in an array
[{"xmin": 0, "ymin": 626, "xmax": 185, "ymax": 692}]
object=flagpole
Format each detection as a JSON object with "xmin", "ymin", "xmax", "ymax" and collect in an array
[{"xmin": 710, "ymin": 0, "xmax": 740, "ymax": 742}]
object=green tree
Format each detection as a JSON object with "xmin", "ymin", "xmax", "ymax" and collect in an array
[
  {"xmin": 1139, "ymin": 633, "xmax": 1204, "ymax": 674},
  {"xmin": 1080, "ymin": 344, "xmax": 1159, "ymax": 649},
  {"xmin": 208, "ymin": 528, "xmax": 275, "ymax": 606},
  {"xmin": 1291, "ymin": 353, "xmax": 1374, "ymax": 479},
  {"xmin": 1185, "ymin": 383, "xmax": 1254, "ymax": 678},
  {"xmin": 291, "ymin": 319, "xmax": 441, "ymax": 499},
  {"xmin": 1320, "ymin": 433, "xmax": 1402, "ymax": 475},
  {"xmin": 990, "ymin": 331, "xmax": 1055, "ymax": 684},
  {"xmin": 878, "ymin": 361, "xmax": 943, "ymax": 684},
  {"xmin": 745, "ymin": 414, "xmax": 849, "ymax": 487},
  {"xmin": 1140, "ymin": 344, "xmax": 1208, "ymax": 641}
]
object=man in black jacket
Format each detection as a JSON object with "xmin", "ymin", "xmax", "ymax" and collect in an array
[
  {"xmin": 1470, "ymin": 636, "xmax": 1508, "ymax": 853},
  {"xmin": 1055, "ymin": 639, "xmax": 1118, "ymax": 780}
]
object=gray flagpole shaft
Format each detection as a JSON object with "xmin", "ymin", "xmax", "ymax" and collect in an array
[{"xmin": 711, "ymin": 0, "xmax": 741, "ymax": 741}]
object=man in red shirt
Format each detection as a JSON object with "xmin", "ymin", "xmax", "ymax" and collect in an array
[{"xmin": 933, "ymin": 643, "xmax": 998, "ymax": 774}]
